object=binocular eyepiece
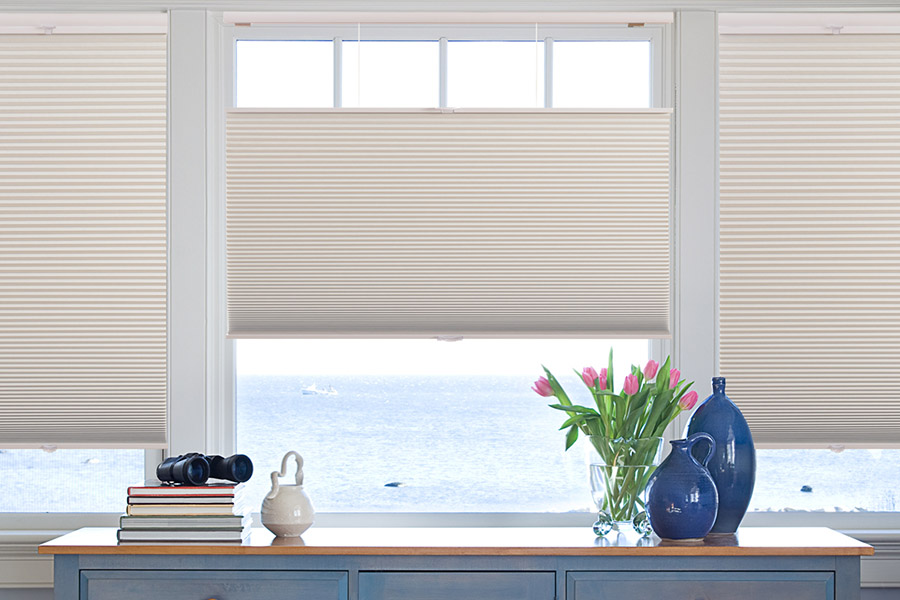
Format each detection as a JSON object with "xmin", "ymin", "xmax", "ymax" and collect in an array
[{"xmin": 156, "ymin": 453, "xmax": 253, "ymax": 486}]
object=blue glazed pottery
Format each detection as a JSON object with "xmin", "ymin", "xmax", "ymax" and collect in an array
[
  {"xmin": 686, "ymin": 377, "xmax": 756, "ymax": 534},
  {"xmin": 646, "ymin": 432, "xmax": 718, "ymax": 541}
]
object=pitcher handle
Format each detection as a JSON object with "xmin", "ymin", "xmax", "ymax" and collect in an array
[
  {"xmin": 687, "ymin": 432, "xmax": 716, "ymax": 467},
  {"xmin": 266, "ymin": 451, "xmax": 305, "ymax": 500}
]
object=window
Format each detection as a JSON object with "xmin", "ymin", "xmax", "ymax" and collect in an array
[
  {"xmin": 0, "ymin": 450, "xmax": 143, "ymax": 512},
  {"xmin": 236, "ymin": 40, "xmax": 333, "ymax": 107},
  {"xmin": 236, "ymin": 339, "xmax": 650, "ymax": 512},
  {"xmin": 231, "ymin": 24, "xmax": 662, "ymax": 513},
  {"xmin": 234, "ymin": 25, "xmax": 659, "ymax": 110},
  {"xmin": 552, "ymin": 41, "xmax": 650, "ymax": 108},
  {"xmin": 751, "ymin": 449, "xmax": 900, "ymax": 512},
  {"xmin": 719, "ymin": 25, "xmax": 900, "ymax": 515},
  {"xmin": 343, "ymin": 41, "xmax": 439, "ymax": 107},
  {"xmin": 447, "ymin": 41, "xmax": 544, "ymax": 107},
  {"xmin": 0, "ymin": 23, "xmax": 167, "ymax": 513}
]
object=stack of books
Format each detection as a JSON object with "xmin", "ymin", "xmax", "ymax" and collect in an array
[{"xmin": 117, "ymin": 481, "xmax": 250, "ymax": 543}]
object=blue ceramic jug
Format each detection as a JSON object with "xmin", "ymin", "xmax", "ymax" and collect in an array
[
  {"xmin": 686, "ymin": 377, "xmax": 756, "ymax": 534},
  {"xmin": 646, "ymin": 432, "xmax": 718, "ymax": 541}
]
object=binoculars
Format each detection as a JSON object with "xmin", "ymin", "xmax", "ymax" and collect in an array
[{"xmin": 156, "ymin": 453, "xmax": 253, "ymax": 486}]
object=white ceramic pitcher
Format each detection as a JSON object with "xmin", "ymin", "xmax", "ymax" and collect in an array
[{"xmin": 260, "ymin": 451, "xmax": 315, "ymax": 537}]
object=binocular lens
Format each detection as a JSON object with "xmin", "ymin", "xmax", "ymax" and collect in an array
[
  {"xmin": 156, "ymin": 453, "xmax": 209, "ymax": 486},
  {"xmin": 209, "ymin": 454, "xmax": 253, "ymax": 483},
  {"xmin": 181, "ymin": 456, "xmax": 210, "ymax": 485},
  {"xmin": 228, "ymin": 455, "xmax": 253, "ymax": 482}
]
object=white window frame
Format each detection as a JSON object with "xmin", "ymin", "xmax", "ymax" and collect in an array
[{"xmin": 215, "ymin": 20, "xmax": 672, "ymax": 526}]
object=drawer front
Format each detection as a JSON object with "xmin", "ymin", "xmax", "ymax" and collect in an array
[
  {"xmin": 568, "ymin": 571, "xmax": 833, "ymax": 600},
  {"xmin": 359, "ymin": 571, "xmax": 555, "ymax": 600},
  {"xmin": 81, "ymin": 570, "xmax": 348, "ymax": 600}
]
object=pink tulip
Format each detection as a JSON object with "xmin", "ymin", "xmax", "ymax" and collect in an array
[
  {"xmin": 679, "ymin": 390, "xmax": 699, "ymax": 410},
  {"xmin": 623, "ymin": 374, "xmax": 639, "ymax": 396},
  {"xmin": 598, "ymin": 368, "xmax": 608, "ymax": 390},
  {"xmin": 669, "ymin": 369, "xmax": 681, "ymax": 389},
  {"xmin": 531, "ymin": 376, "xmax": 554, "ymax": 397},
  {"xmin": 582, "ymin": 366, "xmax": 599, "ymax": 388},
  {"xmin": 643, "ymin": 360, "xmax": 659, "ymax": 380}
]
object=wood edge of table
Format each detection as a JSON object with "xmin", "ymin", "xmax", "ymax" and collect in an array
[{"xmin": 38, "ymin": 544, "xmax": 875, "ymax": 557}]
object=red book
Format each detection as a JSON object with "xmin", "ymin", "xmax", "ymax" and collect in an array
[{"xmin": 127, "ymin": 481, "xmax": 241, "ymax": 498}]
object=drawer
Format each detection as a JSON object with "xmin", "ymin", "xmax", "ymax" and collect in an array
[
  {"xmin": 359, "ymin": 571, "xmax": 555, "ymax": 600},
  {"xmin": 81, "ymin": 570, "xmax": 348, "ymax": 600},
  {"xmin": 567, "ymin": 571, "xmax": 833, "ymax": 600}
]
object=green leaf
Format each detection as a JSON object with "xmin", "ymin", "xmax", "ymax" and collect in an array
[
  {"xmin": 639, "ymin": 387, "xmax": 672, "ymax": 438},
  {"xmin": 548, "ymin": 404, "xmax": 599, "ymax": 415},
  {"xmin": 565, "ymin": 425, "xmax": 579, "ymax": 450},
  {"xmin": 560, "ymin": 413, "xmax": 592, "ymax": 429},
  {"xmin": 622, "ymin": 387, "xmax": 651, "ymax": 436},
  {"xmin": 542, "ymin": 366, "xmax": 573, "ymax": 406},
  {"xmin": 607, "ymin": 348, "xmax": 615, "ymax": 392},
  {"xmin": 656, "ymin": 356, "xmax": 671, "ymax": 394}
]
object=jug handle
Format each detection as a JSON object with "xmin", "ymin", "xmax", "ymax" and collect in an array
[
  {"xmin": 266, "ymin": 451, "xmax": 305, "ymax": 500},
  {"xmin": 686, "ymin": 432, "xmax": 716, "ymax": 467}
]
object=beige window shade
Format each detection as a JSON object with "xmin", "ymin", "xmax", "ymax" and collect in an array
[
  {"xmin": 0, "ymin": 34, "xmax": 167, "ymax": 448},
  {"xmin": 226, "ymin": 109, "xmax": 672, "ymax": 338},
  {"xmin": 719, "ymin": 34, "xmax": 900, "ymax": 448}
]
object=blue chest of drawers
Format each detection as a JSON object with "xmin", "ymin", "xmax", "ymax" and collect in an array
[{"xmin": 40, "ymin": 526, "xmax": 872, "ymax": 600}]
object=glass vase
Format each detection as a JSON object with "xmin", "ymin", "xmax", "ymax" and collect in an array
[{"xmin": 588, "ymin": 436, "xmax": 664, "ymax": 537}]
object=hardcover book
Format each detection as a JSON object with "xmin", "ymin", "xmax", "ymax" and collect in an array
[
  {"xmin": 119, "ymin": 514, "xmax": 250, "ymax": 529},
  {"xmin": 125, "ymin": 503, "xmax": 246, "ymax": 516},
  {"xmin": 127, "ymin": 495, "xmax": 238, "ymax": 505},
  {"xmin": 116, "ymin": 528, "xmax": 250, "ymax": 543},
  {"xmin": 127, "ymin": 481, "xmax": 242, "ymax": 497}
]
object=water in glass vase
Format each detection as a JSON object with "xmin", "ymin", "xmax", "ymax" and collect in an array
[{"xmin": 589, "ymin": 436, "xmax": 663, "ymax": 537}]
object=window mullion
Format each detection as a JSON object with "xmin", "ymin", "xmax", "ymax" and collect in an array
[
  {"xmin": 544, "ymin": 36, "xmax": 553, "ymax": 108},
  {"xmin": 333, "ymin": 37, "xmax": 342, "ymax": 107},
  {"xmin": 439, "ymin": 36, "xmax": 448, "ymax": 108}
]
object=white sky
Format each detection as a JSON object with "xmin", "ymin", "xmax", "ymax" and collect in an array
[{"xmin": 236, "ymin": 339, "xmax": 649, "ymax": 376}]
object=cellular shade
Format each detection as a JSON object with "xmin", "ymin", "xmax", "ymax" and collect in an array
[
  {"xmin": 226, "ymin": 109, "xmax": 672, "ymax": 338},
  {"xmin": 0, "ymin": 34, "xmax": 167, "ymax": 448},
  {"xmin": 719, "ymin": 34, "xmax": 900, "ymax": 447}
]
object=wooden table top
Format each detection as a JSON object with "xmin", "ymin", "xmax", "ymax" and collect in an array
[{"xmin": 39, "ymin": 526, "xmax": 874, "ymax": 557}]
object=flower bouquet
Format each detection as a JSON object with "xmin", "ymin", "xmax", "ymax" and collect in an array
[{"xmin": 532, "ymin": 351, "xmax": 698, "ymax": 536}]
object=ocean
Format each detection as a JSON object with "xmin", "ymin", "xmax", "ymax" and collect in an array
[{"xmin": 1, "ymin": 374, "xmax": 897, "ymax": 513}]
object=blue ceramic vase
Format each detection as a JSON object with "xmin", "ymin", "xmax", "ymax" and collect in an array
[
  {"xmin": 646, "ymin": 433, "xmax": 718, "ymax": 541},
  {"xmin": 686, "ymin": 377, "xmax": 756, "ymax": 534}
]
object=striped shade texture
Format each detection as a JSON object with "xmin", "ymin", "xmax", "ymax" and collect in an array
[
  {"xmin": 226, "ymin": 109, "xmax": 672, "ymax": 338},
  {"xmin": 719, "ymin": 34, "xmax": 900, "ymax": 447},
  {"xmin": 0, "ymin": 34, "xmax": 167, "ymax": 448}
]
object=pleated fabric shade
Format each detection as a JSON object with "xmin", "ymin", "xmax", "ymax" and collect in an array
[
  {"xmin": 0, "ymin": 34, "xmax": 167, "ymax": 448},
  {"xmin": 226, "ymin": 109, "xmax": 672, "ymax": 338},
  {"xmin": 719, "ymin": 34, "xmax": 900, "ymax": 447}
]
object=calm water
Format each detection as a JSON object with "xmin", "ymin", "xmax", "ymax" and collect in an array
[
  {"xmin": 236, "ymin": 375, "xmax": 591, "ymax": 513},
  {"xmin": 1, "ymin": 374, "xmax": 898, "ymax": 513}
]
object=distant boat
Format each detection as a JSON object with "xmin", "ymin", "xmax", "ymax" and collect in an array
[{"xmin": 302, "ymin": 384, "xmax": 338, "ymax": 396}]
